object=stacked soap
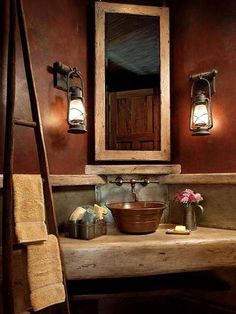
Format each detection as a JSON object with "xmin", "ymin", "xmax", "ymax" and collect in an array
[
  {"xmin": 68, "ymin": 204, "xmax": 108, "ymax": 240},
  {"xmin": 69, "ymin": 204, "xmax": 108, "ymax": 223}
]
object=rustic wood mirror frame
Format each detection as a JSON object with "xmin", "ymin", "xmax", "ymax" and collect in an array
[{"xmin": 95, "ymin": 2, "xmax": 170, "ymax": 161}]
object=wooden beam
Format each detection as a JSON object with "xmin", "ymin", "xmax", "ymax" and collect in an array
[
  {"xmin": 0, "ymin": 173, "xmax": 236, "ymax": 189},
  {"xmin": 50, "ymin": 175, "xmax": 106, "ymax": 186},
  {"xmin": 85, "ymin": 164, "xmax": 181, "ymax": 175},
  {"xmin": 2, "ymin": 172, "xmax": 236, "ymax": 188},
  {"xmin": 0, "ymin": 172, "xmax": 236, "ymax": 188},
  {"xmin": 159, "ymin": 173, "xmax": 236, "ymax": 185},
  {"xmin": 0, "ymin": 174, "xmax": 106, "ymax": 189}
]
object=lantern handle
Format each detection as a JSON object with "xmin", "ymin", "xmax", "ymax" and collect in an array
[
  {"xmin": 67, "ymin": 68, "xmax": 84, "ymax": 102},
  {"xmin": 190, "ymin": 77, "xmax": 211, "ymax": 102}
]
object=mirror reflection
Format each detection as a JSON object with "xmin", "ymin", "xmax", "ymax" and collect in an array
[{"xmin": 105, "ymin": 13, "xmax": 161, "ymax": 151}]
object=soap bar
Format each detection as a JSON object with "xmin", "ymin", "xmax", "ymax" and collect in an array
[
  {"xmin": 166, "ymin": 226, "xmax": 190, "ymax": 235},
  {"xmin": 94, "ymin": 204, "xmax": 108, "ymax": 220},
  {"xmin": 175, "ymin": 225, "xmax": 186, "ymax": 231},
  {"xmin": 69, "ymin": 207, "xmax": 86, "ymax": 221}
]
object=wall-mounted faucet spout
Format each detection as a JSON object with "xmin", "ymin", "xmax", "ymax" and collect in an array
[
  {"xmin": 109, "ymin": 177, "xmax": 159, "ymax": 202},
  {"xmin": 130, "ymin": 178, "xmax": 137, "ymax": 202}
]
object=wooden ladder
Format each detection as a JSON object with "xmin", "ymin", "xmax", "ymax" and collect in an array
[{"xmin": 2, "ymin": 0, "xmax": 70, "ymax": 313}]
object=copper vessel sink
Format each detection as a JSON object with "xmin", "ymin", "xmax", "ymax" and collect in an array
[{"xmin": 107, "ymin": 201, "xmax": 167, "ymax": 234}]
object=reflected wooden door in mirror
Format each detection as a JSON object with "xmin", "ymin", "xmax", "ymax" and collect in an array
[
  {"xmin": 107, "ymin": 88, "xmax": 160, "ymax": 150},
  {"xmin": 95, "ymin": 2, "xmax": 170, "ymax": 161}
]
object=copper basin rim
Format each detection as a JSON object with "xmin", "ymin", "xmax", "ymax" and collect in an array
[
  {"xmin": 107, "ymin": 201, "xmax": 167, "ymax": 212},
  {"xmin": 106, "ymin": 201, "xmax": 167, "ymax": 234}
]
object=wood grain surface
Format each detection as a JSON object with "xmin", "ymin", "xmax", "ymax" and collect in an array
[
  {"xmin": 85, "ymin": 164, "xmax": 181, "ymax": 175},
  {"xmin": 60, "ymin": 224, "xmax": 236, "ymax": 280}
]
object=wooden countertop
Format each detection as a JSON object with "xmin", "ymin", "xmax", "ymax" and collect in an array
[{"xmin": 60, "ymin": 224, "xmax": 236, "ymax": 280}]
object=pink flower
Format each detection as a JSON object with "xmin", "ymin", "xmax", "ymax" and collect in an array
[
  {"xmin": 195, "ymin": 193, "xmax": 203, "ymax": 202},
  {"xmin": 174, "ymin": 194, "xmax": 182, "ymax": 201},
  {"xmin": 174, "ymin": 189, "xmax": 203, "ymax": 207},
  {"xmin": 189, "ymin": 194, "xmax": 196, "ymax": 202},
  {"xmin": 184, "ymin": 189, "xmax": 194, "ymax": 194},
  {"xmin": 180, "ymin": 196, "xmax": 189, "ymax": 203}
]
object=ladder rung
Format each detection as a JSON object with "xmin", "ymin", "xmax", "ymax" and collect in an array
[{"xmin": 14, "ymin": 118, "xmax": 37, "ymax": 128}]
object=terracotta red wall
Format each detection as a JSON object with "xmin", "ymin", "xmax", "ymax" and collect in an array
[
  {"xmin": 1, "ymin": 0, "xmax": 236, "ymax": 174},
  {"xmin": 1, "ymin": 0, "xmax": 89, "ymax": 174},
  {"xmin": 170, "ymin": 0, "xmax": 236, "ymax": 173}
]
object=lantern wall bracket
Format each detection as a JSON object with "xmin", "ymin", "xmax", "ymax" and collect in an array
[
  {"xmin": 53, "ymin": 61, "xmax": 81, "ymax": 92},
  {"xmin": 52, "ymin": 61, "xmax": 86, "ymax": 133},
  {"xmin": 189, "ymin": 69, "xmax": 218, "ymax": 94}
]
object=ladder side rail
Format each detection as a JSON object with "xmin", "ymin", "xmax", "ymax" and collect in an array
[
  {"xmin": 16, "ymin": 0, "xmax": 58, "ymax": 236},
  {"xmin": 16, "ymin": 1, "xmax": 71, "ymax": 313},
  {"xmin": 2, "ymin": 0, "xmax": 16, "ymax": 312}
]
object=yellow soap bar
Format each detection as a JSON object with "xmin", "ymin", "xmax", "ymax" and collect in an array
[
  {"xmin": 175, "ymin": 225, "xmax": 186, "ymax": 231},
  {"xmin": 94, "ymin": 204, "xmax": 108, "ymax": 220}
]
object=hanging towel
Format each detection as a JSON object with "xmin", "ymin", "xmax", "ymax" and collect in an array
[
  {"xmin": 13, "ymin": 249, "xmax": 32, "ymax": 313},
  {"xmin": 27, "ymin": 234, "xmax": 65, "ymax": 311},
  {"xmin": 13, "ymin": 174, "xmax": 48, "ymax": 243}
]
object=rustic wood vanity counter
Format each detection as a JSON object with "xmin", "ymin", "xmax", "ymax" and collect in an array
[{"xmin": 60, "ymin": 224, "xmax": 236, "ymax": 280}]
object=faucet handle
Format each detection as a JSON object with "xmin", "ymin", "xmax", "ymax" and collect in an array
[
  {"xmin": 143, "ymin": 177, "xmax": 150, "ymax": 185},
  {"xmin": 109, "ymin": 176, "xmax": 124, "ymax": 186},
  {"xmin": 130, "ymin": 178, "xmax": 136, "ymax": 185},
  {"xmin": 141, "ymin": 177, "xmax": 159, "ymax": 185}
]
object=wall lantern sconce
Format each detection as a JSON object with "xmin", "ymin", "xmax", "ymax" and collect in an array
[
  {"xmin": 189, "ymin": 69, "xmax": 218, "ymax": 135},
  {"xmin": 53, "ymin": 61, "xmax": 87, "ymax": 134}
]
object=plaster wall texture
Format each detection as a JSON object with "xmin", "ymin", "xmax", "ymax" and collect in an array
[
  {"xmin": 0, "ymin": 0, "xmax": 88, "ymax": 174},
  {"xmin": 170, "ymin": 0, "xmax": 236, "ymax": 173},
  {"xmin": 53, "ymin": 186, "xmax": 95, "ymax": 232},
  {"xmin": 1, "ymin": 0, "xmax": 236, "ymax": 174},
  {"xmin": 168, "ymin": 184, "xmax": 236, "ymax": 230}
]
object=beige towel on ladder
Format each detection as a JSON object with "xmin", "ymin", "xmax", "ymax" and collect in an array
[
  {"xmin": 13, "ymin": 174, "xmax": 48, "ymax": 243},
  {"xmin": 13, "ymin": 249, "xmax": 31, "ymax": 314},
  {"xmin": 27, "ymin": 234, "xmax": 66, "ymax": 311}
]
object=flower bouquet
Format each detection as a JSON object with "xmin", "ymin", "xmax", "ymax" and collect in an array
[{"xmin": 174, "ymin": 189, "xmax": 204, "ymax": 230}]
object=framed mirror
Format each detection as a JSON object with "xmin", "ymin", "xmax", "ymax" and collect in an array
[{"xmin": 95, "ymin": 2, "xmax": 170, "ymax": 161}]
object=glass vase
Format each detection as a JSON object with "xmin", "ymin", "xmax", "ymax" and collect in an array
[{"xmin": 184, "ymin": 205, "xmax": 197, "ymax": 231}]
